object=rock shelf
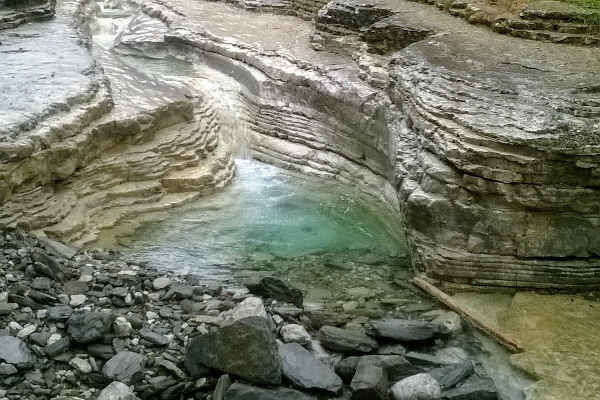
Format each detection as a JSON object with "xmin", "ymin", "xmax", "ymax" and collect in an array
[{"xmin": 1, "ymin": 0, "xmax": 599, "ymax": 290}]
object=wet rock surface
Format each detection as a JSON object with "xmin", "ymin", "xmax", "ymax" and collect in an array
[{"xmin": 0, "ymin": 230, "xmax": 497, "ymax": 399}]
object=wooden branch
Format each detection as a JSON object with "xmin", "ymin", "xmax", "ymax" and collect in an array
[{"xmin": 413, "ymin": 277, "xmax": 525, "ymax": 353}]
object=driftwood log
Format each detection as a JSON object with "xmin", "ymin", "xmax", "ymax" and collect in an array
[{"xmin": 413, "ymin": 277, "xmax": 525, "ymax": 353}]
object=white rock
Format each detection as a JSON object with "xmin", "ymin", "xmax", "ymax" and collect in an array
[
  {"xmin": 152, "ymin": 277, "xmax": 172, "ymax": 290},
  {"xmin": 70, "ymin": 294, "xmax": 87, "ymax": 307},
  {"xmin": 224, "ymin": 297, "xmax": 267, "ymax": 325},
  {"xmin": 391, "ymin": 373, "xmax": 441, "ymax": 400},
  {"xmin": 8, "ymin": 321, "xmax": 23, "ymax": 331},
  {"xmin": 17, "ymin": 325, "xmax": 37, "ymax": 338},
  {"xmin": 97, "ymin": 381, "xmax": 138, "ymax": 400},
  {"xmin": 272, "ymin": 315, "xmax": 284, "ymax": 325},
  {"xmin": 79, "ymin": 274, "xmax": 93, "ymax": 283},
  {"xmin": 281, "ymin": 324, "xmax": 311, "ymax": 346},
  {"xmin": 113, "ymin": 317, "xmax": 132, "ymax": 337},
  {"xmin": 70, "ymin": 357, "xmax": 93, "ymax": 374},
  {"xmin": 36, "ymin": 310, "xmax": 47, "ymax": 319},
  {"xmin": 0, "ymin": 292, "xmax": 8, "ymax": 302},
  {"xmin": 433, "ymin": 312, "xmax": 462, "ymax": 335}
]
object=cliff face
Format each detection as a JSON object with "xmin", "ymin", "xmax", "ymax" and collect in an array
[{"xmin": 0, "ymin": 0, "xmax": 599, "ymax": 290}]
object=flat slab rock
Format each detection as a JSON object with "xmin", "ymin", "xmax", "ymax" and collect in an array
[
  {"xmin": 366, "ymin": 319, "xmax": 439, "ymax": 343},
  {"xmin": 184, "ymin": 316, "xmax": 282, "ymax": 385},
  {"xmin": 102, "ymin": 350, "xmax": 146, "ymax": 385},
  {"xmin": 0, "ymin": 336, "xmax": 34, "ymax": 369},
  {"xmin": 278, "ymin": 342, "xmax": 343, "ymax": 394},
  {"xmin": 319, "ymin": 325, "xmax": 378, "ymax": 354}
]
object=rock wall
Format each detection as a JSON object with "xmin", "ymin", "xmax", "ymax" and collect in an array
[
  {"xmin": 0, "ymin": 0, "xmax": 235, "ymax": 246},
  {"xmin": 314, "ymin": 0, "xmax": 600, "ymax": 291}
]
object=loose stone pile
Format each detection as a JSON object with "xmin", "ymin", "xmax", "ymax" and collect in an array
[{"xmin": 0, "ymin": 230, "xmax": 500, "ymax": 399}]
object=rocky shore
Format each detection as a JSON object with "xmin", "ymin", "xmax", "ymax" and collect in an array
[{"xmin": 0, "ymin": 230, "xmax": 503, "ymax": 399}]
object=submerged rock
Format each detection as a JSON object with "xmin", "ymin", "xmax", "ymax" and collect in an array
[{"xmin": 319, "ymin": 326, "xmax": 378, "ymax": 354}]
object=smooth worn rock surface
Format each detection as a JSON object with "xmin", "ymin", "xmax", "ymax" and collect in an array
[
  {"xmin": 185, "ymin": 316, "xmax": 282, "ymax": 385},
  {"xmin": 391, "ymin": 373, "xmax": 442, "ymax": 400},
  {"xmin": 279, "ymin": 342, "xmax": 343, "ymax": 394}
]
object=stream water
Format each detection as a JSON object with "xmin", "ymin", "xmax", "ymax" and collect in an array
[{"xmin": 88, "ymin": 2, "xmax": 533, "ymax": 398}]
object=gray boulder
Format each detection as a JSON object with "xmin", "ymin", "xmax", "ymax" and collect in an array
[
  {"xmin": 224, "ymin": 383, "xmax": 315, "ymax": 400},
  {"xmin": 246, "ymin": 276, "xmax": 304, "ymax": 307},
  {"xmin": 391, "ymin": 373, "xmax": 441, "ymax": 400},
  {"xmin": 97, "ymin": 381, "xmax": 139, "ymax": 400},
  {"xmin": 279, "ymin": 342, "xmax": 343, "ymax": 394},
  {"xmin": 319, "ymin": 326, "xmax": 378, "ymax": 354},
  {"xmin": 102, "ymin": 351, "xmax": 146, "ymax": 385},
  {"xmin": 366, "ymin": 319, "xmax": 439, "ymax": 343},
  {"xmin": 350, "ymin": 357, "xmax": 388, "ymax": 400},
  {"xmin": 68, "ymin": 312, "xmax": 112, "ymax": 344},
  {"xmin": 184, "ymin": 316, "xmax": 281, "ymax": 385},
  {"xmin": 0, "ymin": 336, "xmax": 34, "ymax": 369}
]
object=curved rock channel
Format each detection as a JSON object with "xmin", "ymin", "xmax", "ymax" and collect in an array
[{"xmin": 1, "ymin": 0, "xmax": 599, "ymax": 398}]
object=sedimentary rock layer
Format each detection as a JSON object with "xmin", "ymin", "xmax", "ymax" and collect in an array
[{"xmin": 1, "ymin": 0, "xmax": 599, "ymax": 290}]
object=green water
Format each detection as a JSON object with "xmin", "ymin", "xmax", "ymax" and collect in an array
[{"xmin": 118, "ymin": 159, "xmax": 408, "ymax": 287}]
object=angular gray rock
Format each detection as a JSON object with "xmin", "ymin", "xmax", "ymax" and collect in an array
[
  {"xmin": 442, "ymin": 376, "xmax": 498, "ymax": 400},
  {"xmin": 213, "ymin": 374, "xmax": 233, "ymax": 400},
  {"xmin": 391, "ymin": 373, "xmax": 441, "ymax": 400},
  {"xmin": 0, "ymin": 336, "xmax": 34, "ymax": 369},
  {"xmin": 335, "ymin": 355, "xmax": 422, "ymax": 383},
  {"xmin": 280, "ymin": 323, "xmax": 311, "ymax": 346},
  {"xmin": 429, "ymin": 361, "xmax": 474, "ymax": 390},
  {"xmin": 366, "ymin": 319, "xmax": 439, "ymax": 343},
  {"xmin": 47, "ymin": 304, "xmax": 74, "ymax": 322},
  {"xmin": 68, "ymin": 312, "xmax": 112, "ymax": 344},
  {"xmin": 45, "ymin": 336, "xmax": 71, "ymax": 358},
  {"xmin": 279, "ymin": 342, "xmax": 343, "ymax": 394},
  {"xmin": 246, "ymin": 276, "xmax": 304, "ymax": 307},
  {"xmin": 184, "ymin": 316, "xmax": 281, "ymax": 385},
  {"xmin": 319, "ymin": 326, "xmax": 378, "ymax": 354},
  {"xmin": 139, "ymin": 327, "xmax": 169, "ymax": 346},
  {"xmin": 97, "ymin": 381, "xmax": 138, "ymax": 400},
  {"xmin": 350, "ymin": 357, "xmax": 388, "ymax": 400},
  {"xmin": 102, "ymin": 351, "xmax": 146, "ymax": 385},
  {"xmin": 224, "ymin": 383, "xmax": 315, "ymax": 400}
]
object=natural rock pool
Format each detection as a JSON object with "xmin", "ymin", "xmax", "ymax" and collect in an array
[{"xmin": 101, "ymin": 159, "xmax": 406, "ymax": 296}]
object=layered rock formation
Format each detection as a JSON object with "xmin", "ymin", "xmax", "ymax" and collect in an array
[
  {"xmin": 1, "ymin": 0, "xmax": 599, "ymax": 290},
  {"xmin": 0, "ymin": 0, "xmax": 234, "ymax": 246}
]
